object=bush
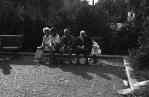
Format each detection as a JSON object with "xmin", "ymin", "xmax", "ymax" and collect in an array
[{"xmin": 0, "ymin": 0, "xmax": 142, "ymax": 54}]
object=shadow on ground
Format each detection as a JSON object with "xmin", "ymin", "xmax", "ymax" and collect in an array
[
  {"xmin": 0, "ymin": 58, "xmax": 12, "ymax": 75},
  {"xmin": 58, "ymin": 63, "xmax": 126, "ymax": 80},
  {"xmin": 1, "ymin": 54, "xmax": 126, "ymax": 81}
]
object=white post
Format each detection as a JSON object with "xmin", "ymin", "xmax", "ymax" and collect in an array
[
  {"xmin": 118, "ymin": 58, "xmax": 149, "ymax": 95},
  {"xmin": 123, "ymin": 58, "xmax": 136, "ymax": 90}
]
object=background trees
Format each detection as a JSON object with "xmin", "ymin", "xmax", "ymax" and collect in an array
[
  {"xmin": 127, "ymin": 0, "xmax": 149, "ymax": 72},
  {"xmin": 0, "ymin": 0, "xmax": 146, "ymax": 54}
]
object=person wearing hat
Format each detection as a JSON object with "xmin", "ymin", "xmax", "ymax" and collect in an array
[
  {"xmin": 34, "ymin": 26, "xmax": 55, "ymax": 64},
  {"xmin": 43, "ymin": 27, "xmax": 61, "ymax": 65},
  {"xmin": 41, "ymin": 26, "xmax": 61, "ymax": 51},
  {"xmin": 41, "ymin": 27, "xmax": 53, "ymax": 49}
]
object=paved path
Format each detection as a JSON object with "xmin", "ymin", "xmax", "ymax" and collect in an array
[{"xmin": 0, "ymin": 55, "xmax": 126, "ymax": 97}]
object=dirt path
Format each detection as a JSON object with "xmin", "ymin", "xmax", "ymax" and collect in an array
[{"xmin": 0, "ymin": 55, "xmax": 126, "ymax": 97}]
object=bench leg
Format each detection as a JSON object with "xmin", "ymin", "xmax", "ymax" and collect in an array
[{"xmin": 49, "ymin": 52, "xmax": 55, "ymax": 65}]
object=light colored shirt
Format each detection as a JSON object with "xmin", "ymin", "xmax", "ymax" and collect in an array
[
  {"xmin": 91, "ymin": 41, "xmax": 101, "ymax": 56},
  {"xmin": 42, "ymin": 34, "xmax": 61, "ymax": 51}
]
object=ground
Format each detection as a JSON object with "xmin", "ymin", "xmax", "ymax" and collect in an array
[{"xmin": 0, "ymin": 55, "xmax": 127, "ymax": 97}]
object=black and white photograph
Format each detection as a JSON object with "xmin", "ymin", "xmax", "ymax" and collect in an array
[{"xmin": 0, "ymin": 0, "xmax": 149, "ymax": 97}]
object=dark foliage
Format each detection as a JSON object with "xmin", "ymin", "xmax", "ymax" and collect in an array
[
  {"xmin": 131, "ymin": 17, "xmax": 149, "ymax": 71},
  {"xmin": 0, "ymin": 0, "xmax": 142, "ymax": 54},
  {"xmin": 128, "ymin": 1, "xmax": 149, "ymax": 84}
]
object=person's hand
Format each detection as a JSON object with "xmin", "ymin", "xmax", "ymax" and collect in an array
[{"xmin": 37, "ymin": 46, "xmax": 43, "ymax": 49}]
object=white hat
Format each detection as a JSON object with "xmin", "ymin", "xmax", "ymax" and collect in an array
[
  {"xmin": 43, "ymin": 27, "xmax": 52, "ymax": 33},
  {"xmin": 93, "ymin": 41, "xmax": 100, "ymax": 48},
  {"xmin": 80, "ymin": 30, "xmax": 86, "ymax": 35},
  {"xmin": 64, "ymin": 28, "xmax": 69, "ymax": 32}
]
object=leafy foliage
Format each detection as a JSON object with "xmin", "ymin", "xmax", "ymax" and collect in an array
[
  {"xmin": 0, "ymin": 0, "xmax": 143, "ymax": 53},
  {"xmin": 127, "ymin": 0, "xmax": 149, "ymax": 71}
]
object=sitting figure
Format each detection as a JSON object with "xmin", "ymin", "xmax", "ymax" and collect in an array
[
  {"xmin": 34, "ymin": 27, "xmax": 52, "ymax": 61},
  {"xmin": 34, "ymin": 27, "xmax": 61, "ymax": 64},
  {"xmin": 61, "ymin": 28, "xmax": 74, "ymax": 53},
  {"xmin": 49, "ymin": 28, "xmax": 61, "ymax": 52},
  {"xmin": 42, "ymin": 27, "xmax": 54, "ymax": 51},
  {"xmin": 91, "ymin": 40, "xmax": 101, "ymax": 56},
  {"xmin": 75, "ymin": 30, "xmax": 93, "ymax": 55}
]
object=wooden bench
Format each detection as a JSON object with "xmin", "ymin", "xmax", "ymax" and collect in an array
[
  {"xmin": 0, "ymin": 35, "xmax": 23, "ymax": 51},
  {"xmin": 43, "ymin": 52, "xmax": 124, "ymax": 66},
  {"xmin": 0, "ymin": 35, "xmax": 23, "ymax": 61}
]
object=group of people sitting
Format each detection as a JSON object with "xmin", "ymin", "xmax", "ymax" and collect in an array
[{"xmin": 34, "ymin": 26, "xmax": 101, "ymax": 62}]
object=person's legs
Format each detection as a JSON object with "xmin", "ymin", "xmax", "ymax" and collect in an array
[
  {"xmin": 49, "ymin": 50, "xmax": 56, "ymax": 65},
  {"xmin": 34, "ymin": 47, "xmax": 44, "ymax": 63}
]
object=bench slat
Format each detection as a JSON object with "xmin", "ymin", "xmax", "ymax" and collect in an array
[
  {"xmin": 2, "ymin": 46, "xmax": 20, "ymax": 49},
  {"xmin": 0, "ymin": 34, "xmax": 23, "ymax": 52}
]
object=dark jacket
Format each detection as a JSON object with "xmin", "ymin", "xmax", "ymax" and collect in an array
[
  {"xmin": 61, "ymin": 34, "xmax": 74, "ymax": 49},
  {"xmin": 76, "ymin": 36, "xmax": 92, "ymax": 54}
]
